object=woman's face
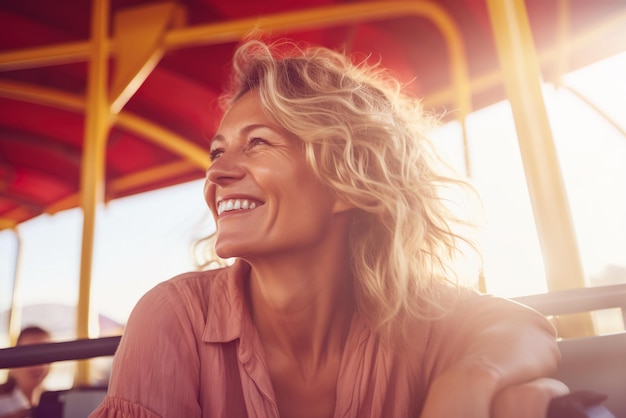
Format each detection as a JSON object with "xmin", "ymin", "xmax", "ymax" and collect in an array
[{"xmin": 204, "ymin": 90, "xmax": 345, "ymax": 259}]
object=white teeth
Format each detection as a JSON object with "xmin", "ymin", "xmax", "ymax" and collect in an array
[{"xmin": 217, "ymin": 199, "xmax": 259, "ymax": 215}]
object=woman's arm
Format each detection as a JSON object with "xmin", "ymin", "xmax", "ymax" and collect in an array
[
  {"xmin": 491, "ymin": 377, "xmax": 570, "ymax": 418},
  {"xmin": 421, "ymin": 292, "xmax": 563, "ymax": 418}
]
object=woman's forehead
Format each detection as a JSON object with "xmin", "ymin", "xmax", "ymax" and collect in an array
[{"xmin": 214, "ymin": 91, "xmax": 264, "ymax": 134}]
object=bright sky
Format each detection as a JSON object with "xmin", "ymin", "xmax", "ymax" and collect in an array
[
  {"xmin": 1, "ymin": 181, "xmax": 213, "ymax": 325},
  {"xmin": 1, "ymin": 52, "xmax": 625, "ymax": 338}
]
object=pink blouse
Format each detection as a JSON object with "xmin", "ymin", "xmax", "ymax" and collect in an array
[{"xmin": 90, "ymin": 260, "xmax": 554, "ymax": 418}]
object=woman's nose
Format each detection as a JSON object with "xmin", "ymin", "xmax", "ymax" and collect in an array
[{"xmin": 205, "ymin": 151, "xmax": 245, "ymax": 185}]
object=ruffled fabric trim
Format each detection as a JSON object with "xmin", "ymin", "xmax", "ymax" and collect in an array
[{"xmin": 89, "ymin": 396, "xmax": 163, "ymax": 418}]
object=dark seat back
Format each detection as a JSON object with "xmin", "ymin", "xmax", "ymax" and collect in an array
[{"xmin": 35, "ymin": 387, "xmax": 107, "ymax": 418}]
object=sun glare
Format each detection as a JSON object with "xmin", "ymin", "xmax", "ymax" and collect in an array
[{"xmin": 432, "ymin": 51, "xmax": 626, "ymax": 297}]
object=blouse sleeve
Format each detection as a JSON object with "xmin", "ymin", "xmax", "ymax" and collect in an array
[
  {"xmin": 89, "ymin": 280, "xmax": 203, "ymax": 418},
  {"xmin": 423, "ymin": 288, "xmax": 560, "ymax": 389},
  {"xmin": 90, "ymin": 396, "xmax": 163, "ymax": 418}
]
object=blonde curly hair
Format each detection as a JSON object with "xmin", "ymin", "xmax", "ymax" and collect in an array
[{"xmin": 201, "ymin": 38, "xmax": 480, "ymax": 335}]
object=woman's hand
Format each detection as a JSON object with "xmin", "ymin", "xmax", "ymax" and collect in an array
[
  {"xmin": 420, "ymin": 360, "xmax": 501, "ymax": 418},
  {"xmin": 491, "ymin": 378, "xmax": 570, "ymax": 418},
  {"xmin": 420, "ymin": 360, "xmax": 568, "ymax": 418}
]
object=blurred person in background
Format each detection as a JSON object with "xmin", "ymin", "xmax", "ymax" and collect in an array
[{"xmin": 0, "ymin": 326, "xmax": 51, "ymax": 418}]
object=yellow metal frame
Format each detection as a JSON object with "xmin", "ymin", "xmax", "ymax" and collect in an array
[
  {"xmin": 0, "ymin": 0, "xmax": 472, "ymax": 224},
  {"xmin": 6, "ymin": 230, "xmax": 23, "ymax": 347},
  {"xmin": 486, "ymin": 0, "xmax": 595, "ymax": 337},
  {"xmin": 486, "ymin": 0, "xmax": 587, "ymax": 292},
  {"xmin": 559, "ymin": 84, "xmax": 626, "ymax": 138},
  {"xmin": 75, "ymin": 0, "xmax": 110, "ymax": 383}
]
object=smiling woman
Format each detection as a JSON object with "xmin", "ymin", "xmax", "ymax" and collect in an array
[{"xmin": 87, "ymin": 38, "xmax": 567, "ymax": 418}]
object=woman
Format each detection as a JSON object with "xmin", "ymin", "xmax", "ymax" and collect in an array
[
  {"xmin": 91, "ymin": 38, "xmax": 567, "ymax": 418},
  {"xmin": 0, "ymin": 326, "xmax": 51, "ymax": 418}
]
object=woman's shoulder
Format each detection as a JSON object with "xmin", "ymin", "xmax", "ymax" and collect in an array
[
  {"xmin": 150, "ymin": 262, "xmax": 245, "ymax": 300},
  {"xmin": 412, "ymin": 282, "xmax": 551, "ymax": 352},
  {"xmin": 126, "ymin": 261, "xmax": 248, "ymax": 328},
  {"xmin": 426, "ymin": 282, "xmax": 537, "ymax": 322},
  {"xmin": 161, "ymin": 265, "xmax": 230, "ymax": 292},
  {"xmin": 397, "ymin": 283, "xmax": 527, "ymax": 349}
]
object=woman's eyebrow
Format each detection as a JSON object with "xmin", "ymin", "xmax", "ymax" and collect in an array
[
  {"xmin": 240, "ymin": 124, "xmax": 278, "ymax": 137},
  {"xmin": 210, "ymin": 134, "xmax": 225, "ymax": 147},
  {"xmin": 211, "ymin": 124, "xmax": 281, "ymax": 145}
]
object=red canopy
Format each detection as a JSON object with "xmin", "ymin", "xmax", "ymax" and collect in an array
[{"xmin": 1, "ymin": 0, "xmax": 625, "ymax": 228}]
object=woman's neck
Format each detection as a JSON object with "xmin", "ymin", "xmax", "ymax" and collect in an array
[{"xmin": 245, "ymin": 221, "xmax": 355, "ymax": 371}]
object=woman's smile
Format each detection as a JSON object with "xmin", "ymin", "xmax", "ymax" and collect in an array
[{"xmin": 216, "ymin": 198, "xmax": 263, "ymax": 216}]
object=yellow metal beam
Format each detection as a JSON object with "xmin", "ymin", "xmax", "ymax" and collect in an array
[
  {"xmin": 487, "ymin": 0, "xmax": 596, "ymax": 338},
  {"xmin": 42, "ymin": 194, "xmax": 81, "ymax": 217},
  {"xmin": 162, "ymin": 1, "xmax": 473, "ymax": 173},
  {"xmin": 0, "ymin": 80, "xmax": 211, "ymax": 168},
  {"xmin": 6, "ymin": 229, "xmax": 23, "ymax": 346},
  {"xmin": 116, "ymin": 113, "xmax": 211, "ymax": 168},
  {"xmin": 0, "ymin": 2, "xmax": 472, "ymax": 124},
  {"xmin": 555, "ymin": 0, "xmax": 570, "ymax": 85},
  {"xmin": 0, "ymin": 79, "xmax": 84, "ymax": 111},
  {"xmin": 0, "ymin": 207, "xmax": 33, "ymax": 229},
  {"xmin": 425, "ymin": 9, "xmax": 625, "ymax": 111},
  {"xmin": 1, "ymin": 2, "xmax": 623, "ymax": 73},
  {"xmin": 110, "ymin": 2, "xmax": 186, "ymax": 114},
  {"xmin": 486, "ymin": 0, "xmax": 587, "ymax": 292},
  {"xmin": 42, "ymin": 161, "xmax": 201, "ymax": 215},
  {"xmin": 560, "ymin": 84, "xmax": 626, "ymax": 139},
  {"xmin": 107, "ymin": 160, "xmax": 201, "ymax": 193},
  {"xmin": 164, "ymin": 1, "xmax": 461, "ymax": 48},
  {"xmin": 0, "ymin": 218, "xmax": 17, "ymax": 230},
  {"xmin": 76, "ymin": 0, "xmax": 111, "ymax": 386},
  {"xmin": 1, "ymin": 4, "xmax": 624, "ymax": 93},
  {"xmin": 0, "ymin": 40, "xmax": 93, "ymax": 71}
]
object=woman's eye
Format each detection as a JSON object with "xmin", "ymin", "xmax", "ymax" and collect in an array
[
  {"xmin": 248, "ymin": 137, "xmax": 268, "ymax": 147},
  {"xmin": 209, "ymin": 148, "xmax": 224, "ymax": 162}
]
